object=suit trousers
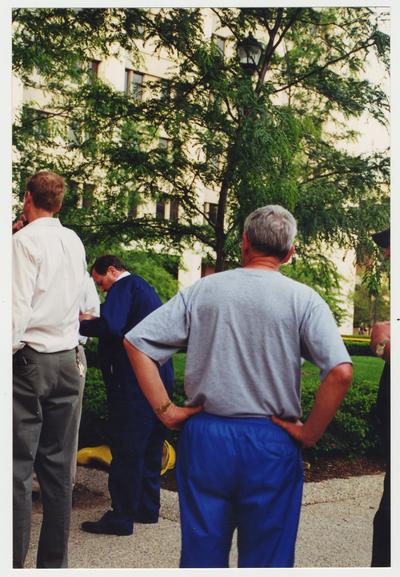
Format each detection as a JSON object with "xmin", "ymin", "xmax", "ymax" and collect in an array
[{"xmin": 13, "ymin": 346, "xmax": 82, "ymax": 568}]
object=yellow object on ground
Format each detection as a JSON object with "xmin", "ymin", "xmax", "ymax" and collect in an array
[
  {"xmin": 161, "ymin": 440, "xmax": 176, "ymax": 475},
  {"xmin": 77, "ymin": 445, "xmax": 112, "ymax": 467},
  {"xmin": 77, "ymin": 441, "xmax": 176, "ymax": 475}
]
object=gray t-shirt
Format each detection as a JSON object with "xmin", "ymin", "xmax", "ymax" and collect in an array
[{"xmin": 125, "ymin": 268, "xmax": 351, "ymax": 418}]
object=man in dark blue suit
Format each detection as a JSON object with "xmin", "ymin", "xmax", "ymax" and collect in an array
[{"xmin": 79, "ymin": 254, "xmax": 174, "ymax": 535}]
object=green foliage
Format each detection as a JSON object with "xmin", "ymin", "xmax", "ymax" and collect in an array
[
  {"xmin": 84, "ymin": 241, "xmax": 179, "ymax": 303},
  {"xmin": 283, "ymin": 252, "xmax": 347, "ymax": 324},
  {"xmin": 118, "ymin": 251, "xmax": 179, "ymax": 303},
  {"xmin": 353, "ymin": 282, "xmax": 390, "ymax": 329},
  {"xmin": 82, "ymin": 366, "xmax": 107, "ymax": 416},
  {"xmin": 12, "ymin": 7, "xmax": 390, "ymax": 298},
  {"xmin": 342, "ymin": 337, "xmax": 371, "ymax": 356},
  {"xmin": 301, "ymin": 357, "xmax": 383, "ymax": 457},
  {"xmin": 79, "ymin": 364, "xmax": 108, "ymax": 447}
]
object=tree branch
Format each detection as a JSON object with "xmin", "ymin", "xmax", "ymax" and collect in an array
[{"xmin": 273, "ymin": 39, "xmax": 376, "ymax": 95}]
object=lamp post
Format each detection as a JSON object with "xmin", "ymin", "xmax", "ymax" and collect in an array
[{"xmin": 236, "ymin": 32, "xmax": 263, "ymax": 75}]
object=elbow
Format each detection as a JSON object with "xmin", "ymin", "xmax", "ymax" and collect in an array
[
  {"xmin": 334, "ymin": 362, "xmax": 353, "ymax": 392},
  {"xmin": 123, "ymin": 337, "xmax": 134, "ymax": 354},
  {"xmin": 123, "ymin": 338, "xmax": 144, "ymax": 362}
]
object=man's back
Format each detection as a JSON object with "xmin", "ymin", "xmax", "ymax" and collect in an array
[
  {"xmin": 12, "ymin": 217, "xmax": 86, "ymax": 353},
  {"xmin": 129, "ymin": 267, "xmax": 349, "ymax": 418}
]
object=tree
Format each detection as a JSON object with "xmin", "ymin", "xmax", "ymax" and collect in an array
[{"xmin": 12, "ymin": 7, "xmax": 390, "ymax": 313}]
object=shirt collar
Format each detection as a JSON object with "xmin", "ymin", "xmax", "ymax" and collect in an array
[
  {"xmin": 25, "ymin": 217, "xmax": 62, "ymax": 228},
  {"xmin": 115, "ymin": 271, "xmax": 131, "ymax": 283}
]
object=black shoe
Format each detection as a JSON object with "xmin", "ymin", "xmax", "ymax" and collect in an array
[
  {"xmin": 134, "ymin": 515, "xmax": 158, "ymax": 524},
  {"xmin": 81, "ymin": 514, "xmax": 133, "ymax": 536}
]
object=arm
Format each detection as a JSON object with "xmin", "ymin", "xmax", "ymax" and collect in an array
[
  {"xmin": 12, "ymin": 236, "xmax": 37, "ymax": 352},
  {"xmin": 79, "ymin": 281, "xmax": 128, "ymax": 338},
  {"xmin": 80, "ymin": 274, "xmax": 100, "ymax": 317},
  {"xmin": 79, "ymin": 315, "xmax": 110, "ymax": 338},
  {"xmin": 272, "ymin": 362, "xmax": 352, "ymax": 447},
  {"xmin": 370, "ymin": 321, "xmax": 390, "ymax": 363},
  {"xmin": 123, "ymin": 338, "xmax": 202, "ymax": 430}
]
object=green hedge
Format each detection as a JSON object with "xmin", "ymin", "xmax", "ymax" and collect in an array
[
  {"xmin": 300, "ymin": 357, "xmax": 383, "ymax": 458},
  {"xmin": 342, "ymin": 336, "xmax": 372, "ymax": 356},
  {"xmin": 80, "ymin": 352, "xmax": 385, "ymax": 458}
]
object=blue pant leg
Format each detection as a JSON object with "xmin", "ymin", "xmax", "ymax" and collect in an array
[
  {"xmin": 176, "ymin": 414, "xmax": 236, "ymax": 568},
  {"xmin": 107, "ymin": 396, "xmax": 155, "ymax": 530},
  {"xmin": 135, "ymin": 418, "xmax": 167, "ymax": 522},
  {"xmin": 236, "ymin": 421, "xmax": 304, "ymax": 568}
]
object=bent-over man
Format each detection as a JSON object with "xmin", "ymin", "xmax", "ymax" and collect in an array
[
  {"xmin": 79, "ymin": 255, "xmax": 174, "ymax": 536},
  {"xmin": 123, "ymin": 205, "xmax": 352, "ymax": 568}
]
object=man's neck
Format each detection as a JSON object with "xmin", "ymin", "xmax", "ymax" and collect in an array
[
  {"xmin": 26, "ymin": 210, "xmax": 54, "ymax": 223},
  {"xmin": 243, "ymin": 255, "xmax": 281, "ymax": 271}
]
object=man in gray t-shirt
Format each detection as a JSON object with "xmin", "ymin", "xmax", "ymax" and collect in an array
[{"xmin": 124, "ymin": 205, "xmax": 352, "ymax": 568}]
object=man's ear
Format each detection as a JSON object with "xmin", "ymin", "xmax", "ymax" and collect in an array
[{"xmin": 282, "ymin": 245, "xmax": 295, "ymax": 264}]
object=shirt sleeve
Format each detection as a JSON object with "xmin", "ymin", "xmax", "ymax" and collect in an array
[
  {"xmin": 80, "ymin": 273, "xmax": 100, "ymax": 316},
  {"xmin": 300, "ymin": 297, "xmax": 352, "ymax": 380},
  {"xmin": 12, "ymin": 236, "xmax": 38, "ymax": 353},
  {"xmin": 125, "ymin": 291, "xmax": 190, "ymax": 365}
]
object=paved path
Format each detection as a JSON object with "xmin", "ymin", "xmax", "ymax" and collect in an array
[{"xmin": 24, "ymin": 466, "xmax": 384, "ymax": 569}]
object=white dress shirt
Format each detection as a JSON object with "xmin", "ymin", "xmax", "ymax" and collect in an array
[
  {"xmin": 13, "ymin": 217, "xmax": 87, "ymax": 353},
  {"xmin": 79, "ymin": 272, "xmax": 100, "ymax": 345}
]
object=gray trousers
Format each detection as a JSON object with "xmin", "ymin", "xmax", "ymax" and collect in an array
[
  {"xmin": 13, "ymin": 346, "xmax": 83, "ymax": 568},
  {"xmin": 72, "ymin": 344, "xmax": 87, "ymax": 483}
]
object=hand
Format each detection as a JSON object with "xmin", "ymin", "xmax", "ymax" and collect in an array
[
  {"xmin": 79, "ymin": 313, "xmax": 97, "ymax": 321},
  {"xmin": 159, "ymin": 403, "xmax": 203, "ymax": 431},
  {"xmin": 12, "ymin": 215, "xmax": 27, "ymax": 234},
  {"xmin": 271, "ymin": 416, "xmax": 315, "ymax": 448},
  {"xmin": 370, "ymin": 321, "xmax": 390, "ymax": 361}
]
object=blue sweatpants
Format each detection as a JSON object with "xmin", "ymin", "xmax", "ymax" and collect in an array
[{"xmin": 176, "ymin": 412, "xmax": 304, "ymax": 568}]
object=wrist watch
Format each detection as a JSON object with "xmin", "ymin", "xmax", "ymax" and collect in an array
[{"xmin": 375, "ymin": 339, "xmax": 390, "ymax": 357}]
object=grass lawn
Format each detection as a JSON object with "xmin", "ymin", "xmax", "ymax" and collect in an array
[
  {"xmin": 173, "ymin": 353, "xmax": 384, "ymax": 391},
  {"xmin": 301, "ymin": 355, "xmax": 384, "ymax": 390}
]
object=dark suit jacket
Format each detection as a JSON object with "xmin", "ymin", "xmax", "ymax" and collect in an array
[{"xmin": 80, "ymin": 274, "xmax": 174, "ymax": 403}]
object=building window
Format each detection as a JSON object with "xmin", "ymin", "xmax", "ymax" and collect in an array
[
  {"xmin": 128, "ymin": 189, "xmax": 140, "ymax": 218},
  {"xmin": 169, "ymin": 198, "xmax": 179, "ymax": 221},
  {"xmin": 87, "ymin": 59, "xmax": 100, "ymax": 79},
  {"xmin": 156, "ymin": 200, "xmax": 166, "ymax": 219},
  {"xmin": 129, "ymin": 203, "xmax": 138, "ymax": 218},
  {"xmin": 204, "ymin": 202, "xmax": 218, "ymax": 225},
  {"xmin": 64, "ymin": 179, "xmax": 80, "ymax": 209},
  {"xmin": 125, "ymin": 69, "xmax": 144, "ymax": 100},
  {"xmin": 158, "ymin": 137, "xmax": 170, "ymax": 151},
  {"xmin": 160, "ymin": 78, "xmax": 171, "ymax": 99},
  {"xmin": 27, "ymin": 108, "xmax": 51, "ymax": 138},
  {"xmin": 82, "ymin": 183, "xmax": 95, "ymax": 209},
  {"xmin": 212, "ymin": 34, "xmax": 226, "ymax": 56},
  {"xmin": 68, "ymin": 119, "xmax": 82, "ymax": 145}
]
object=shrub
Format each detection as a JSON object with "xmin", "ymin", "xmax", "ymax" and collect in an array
[
  {"xmin": 301, "ymin": 369, "xmax": 381, "ymax": 458},
  {"xmin": 342, "ymin": 336, "xmax": 371, "ymax": 356},
  {"xmin": 79, "ymin": 365, "xmax": 108, "ymax": 447},
  {"xmin": 171, "ymin": 355, "xmax": 384, "ymax": 459},
  {"xmin": 80, "ymin": 352, "xmax": 385, "ymax": 460}
]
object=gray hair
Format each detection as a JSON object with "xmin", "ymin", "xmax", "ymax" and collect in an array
[{"xmin": 243, "ymin": 205, "xmax": 297, "ymax": 259}]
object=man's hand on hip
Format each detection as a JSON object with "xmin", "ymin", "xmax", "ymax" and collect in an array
[
  {"xmin": 271, "ymin": 417, "xmax": 313, "ymax": 447},
  {"xmin": 160, "ymin": 403, "xmax": 203, "ymax": 430}
]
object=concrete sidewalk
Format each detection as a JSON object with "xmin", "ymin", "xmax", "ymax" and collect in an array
[{"xmin": 24, "ymin": 466, "xmax": 384, "ymax": 568}]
